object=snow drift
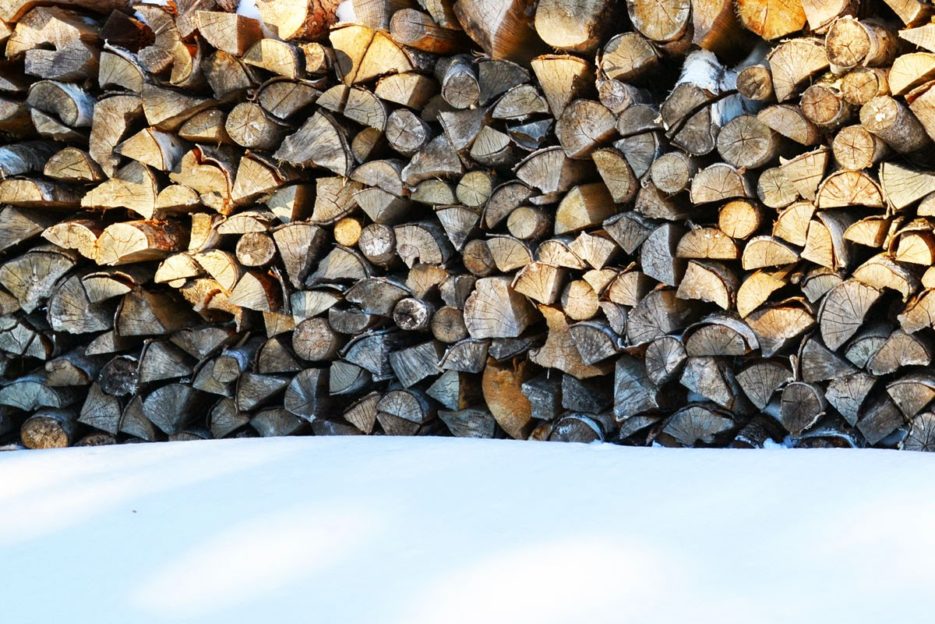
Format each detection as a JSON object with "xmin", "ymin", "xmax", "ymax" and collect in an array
[{"xmin": 1, "ymin": 437, "xmax": 932, "ymax": 623}]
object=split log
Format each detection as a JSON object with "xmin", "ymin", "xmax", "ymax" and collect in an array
[
  {"xmin": 391, "ymin": 10, "xmax": 466, "ymax": 54},
  {"xmin": 377, "ymin": 388, "xmax": 434, "ymax": 435},
  {"xmin": 818, "ymin": 280, "xmax": 882, "ymax": 350},
  {"xmin": 96, "ymin": 221, "xmax": 186, "ymax": 266},
  {"xmin": 737, "ymin": 360, "xmax": 792, "ymax": 410},
  {"xmin": 464, "ymin": 276, "xmax": 536, "ymax": 339},
  {"xmin": 439, "ymin": 408, "xmax": 497, "ymax": 438},
  {"xmin": 453, "ymin": 0, "xmax": 544, "ymax": 62},
  {"xmin": 857, "ymin": 395, "xmax": 904, "ymax": 445},
  {"xmin": 661, "ymin": 404, "xmax": 735, "ymax": 447},
  {"xmin": 780, "ymin": 381, "xmax": 825, "ymax": 437},
  {"xmin": 627, "ymin": 288, "xmax": 697, "ymax": 346},
  {"xmin": 481, "ymin": 356, "xmax": 532, "ymax": 438},
  {"xmin": 767, "ymin": 38, "xmax": 829, "ymax": 103},
  {"xmin": 256, "ymin": 0, "xmax": 340, "ymax": 40},
  {"xmin": 556, "ymin": 100, "xmax": 616, "ymax": 159},
  {"xmin": 144, "ymin": 384, "xmax": 208, "ymax": 435},
  {"xmin": 746, "ymin": 299, "xmax": 815, "ymax": 357},
  {"xmin": 904, "ymin": 412, "xmax": 935, "ymax": 452},
  {"xmin": 78, "ymin": 383, "xmax": 121, "ymax": 434}
]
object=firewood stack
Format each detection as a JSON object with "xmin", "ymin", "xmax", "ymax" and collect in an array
[{"xmin": 3, "ymin": 0, "xmax": 935, "ymax": 451}]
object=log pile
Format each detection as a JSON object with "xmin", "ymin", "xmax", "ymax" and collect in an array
[{"xmin": 3, "ymin": 0, "xmax": 935, "ymax": 452}]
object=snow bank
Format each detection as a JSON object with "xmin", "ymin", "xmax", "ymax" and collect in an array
[{"xmin": 1, "ymin": 437, "xmax": 932, "ymax": 623}]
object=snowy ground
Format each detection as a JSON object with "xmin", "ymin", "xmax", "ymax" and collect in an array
[{"xmin": 1, "ymin": 437, "xmax": 933, "ymax": 623}]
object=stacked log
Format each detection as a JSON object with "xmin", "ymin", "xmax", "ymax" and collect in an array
[{"xmin": 2, "ymin": 0, "xmax": 935, "ymax": 452}]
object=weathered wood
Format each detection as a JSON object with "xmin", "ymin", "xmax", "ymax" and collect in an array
[
  {"xmin": 453, "ymin": 0, "xmax": 543, "ymax": 62},
  {"xmin": 867, "ymin": 329, "xmax": 931, "ymax": 376},
  {"xmin": 391, "ymin": 9, "xmax": 465, "ymax": 54},
  {"xmin": 736, "ymin": 359, "xmax": 791, "ymax": 410},
  {"xmin": 275, "ymin": 111, "xmax": 351, "ymax": 177},
  {"xmin": 556, "ymin": 99, "xmax": 616, "ymax": 159},
  {"xmin": 879, "ymin": 163, "xmax": 935, "ymax": 212},
  {"xmin": 377, "ymin": 388, "xmax": 435, "ymax": 435},
  {"xmin": 464, "ymin": 276, "xmax": 536, "ymax": 339},
  {"xmin": 0, "ymin": 0, "xmax": 930, "ymax": 453},
  {"xmin": 143, "ymin": 383, "xmax": 208, "ymax": 435},
  {"xmin": 857, "ymin": 395, "xmax": 904, "ymax": 445},
  {"xmin": 737, "ymin": 63, "xmax": 774, "ymax": 102},
  {"xmin": 717, "ymin": 115, "xmax": 780, "ymax": 169},
  {"xmin": 767, "ymin": 38, "xmax": 829, "ymax": 103},
  {"xmin": 826, "ymin": 17, "xmax": 897, "ymax": 70},
  {"xmin": 823, "ymin": 371, "xmax": 875, "ymax": 427},
  {"xmin": 841, "ymin": 67, "xmax": 890, "ymax": 106},
  {"xmin": 627, "ymin": 288, "xmax": 697, "ymax": 346},
  {"xmin": 661, "ymin": 404, "xmax": 734, "ymax": 446},
  {"xmin": 860, "ymin": 95, "xmax": 930, "ymax": 154},
  {"xmin": 780, "ymin": 381, "xmax": 825, "ymax": 436},
  {"xmin": 904, "ymin": 412, "xmax": 935, "ymax": 452},
  {"xmin": 818, "ymin": 280, "xmax": 882, "ymax": 350},
  {"xmin": 746, "ymin": 299, "xmax": 815, "ymax": 357},
  {"xmin": 236, "ymin": 372, "xmax": 290, "ymax": 412}
]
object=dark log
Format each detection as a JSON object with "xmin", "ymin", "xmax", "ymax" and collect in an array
[
  {"xmin": 377, "ymin": 388, "xmax": 435, "ymax": 435},
  {"xmin": 143, "ymin": 383, "xmax": 208, "ymax": 435},
  {"xmin": 661, "ymin": 404, "xmax": 734, "ymax": 447}
]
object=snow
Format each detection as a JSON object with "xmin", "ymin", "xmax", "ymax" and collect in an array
[
  {"xmin": 2, "ymin": 437, "xmax": 934, "ymax": 623},
  {"xmin": 336, "ymin": 0, "xmax": 357, "ymax": 23},
  {"xmin": 236, "ymin": 0, "xmax": 262, "ymax": 21}
]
